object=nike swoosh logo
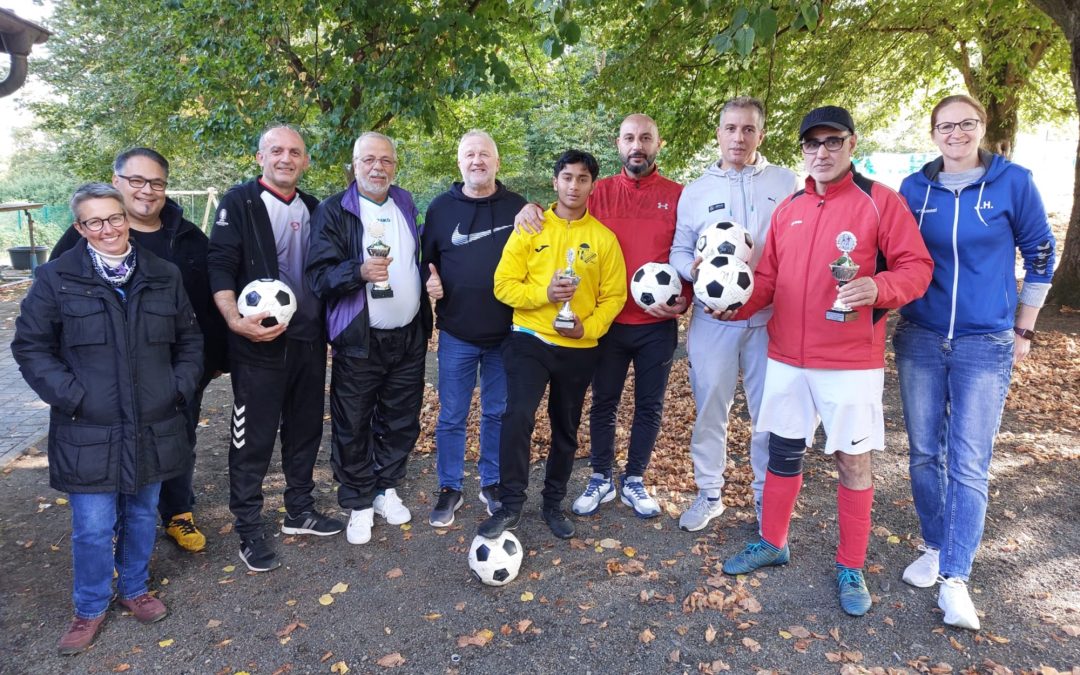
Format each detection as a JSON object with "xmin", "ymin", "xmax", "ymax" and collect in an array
[
  {"xmin": 851, "ymin": 436, "xmax": 869, "ymax": 446},
  {"xmin": 451, "ymin": 223, "xmax": 513, "ymax": 246}
]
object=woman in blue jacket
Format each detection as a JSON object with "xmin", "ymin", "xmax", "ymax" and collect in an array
[{"xmin": 895, "ymin": 95, "xmax": 1055, "ymax": 630}]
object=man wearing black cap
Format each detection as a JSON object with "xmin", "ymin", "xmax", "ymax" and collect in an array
[{"xmin": 715, "ymin": 106, "xmax": 933, "ymax": 617}]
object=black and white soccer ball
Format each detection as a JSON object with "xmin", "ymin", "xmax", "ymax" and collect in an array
[
  {"xmin": 693, "ymin": 255, "xmax": 754, "ymax": 312},
  {"xmin": 237, "ymin": 278, "xmax": 297, "ymax": 327},
  {"xmin": 630, "ymin": 262, "xmax": 682, "ymax": 310},
  {"xmin": 696, "ymin": 220, "xmax": 754, "ymax": 264},
  {"xmin": 468, "ymin": 531, "xmax": 523, "ymax": 587}
]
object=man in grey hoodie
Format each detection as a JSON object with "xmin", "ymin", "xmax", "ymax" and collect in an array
[{"xmin": 669, "ymin": 97, "xmax": 800, "ymax": 532}]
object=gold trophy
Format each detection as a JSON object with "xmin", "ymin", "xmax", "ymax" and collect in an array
[
  {"xmin": 553, "ymin": 248, "xmax": 581, "ymax": 330},
  {"xmin": 366, "ymin": 221, "xmax": 393, "ymax": 299},
  {"xmin": 826, "ymin": 231, "xmax": 859, "ymax": 322}
]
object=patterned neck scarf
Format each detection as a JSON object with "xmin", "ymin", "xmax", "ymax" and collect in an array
[{"xmin": 87, "ymin": 245, "xmax": 137, "ymax": 289}]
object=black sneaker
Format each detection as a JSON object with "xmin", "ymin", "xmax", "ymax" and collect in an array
[
  {"xmin": 239, "ymin": 535, "xmax": 280, "ymax": 572},
  {"xmin": 281, "ymin": 510, "xmax": 345, "ymax": 536},
  {"xmin": 541, "ymin": 506, "xmax": 575, "ymax": 539},
  {"xmin": 428, "ymin": 487, "xmax": 464, "ymax": 527},
  {"xmin": 477, "ymin": 507, "xmax": 521, "ymax": 539},
  {"xmin": 479, "ymin": 484, "xmax": 502, "ymax": 516}
]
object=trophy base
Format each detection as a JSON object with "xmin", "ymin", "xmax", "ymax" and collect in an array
[
  {"xmin": 553, "ymin": 316, "xmax": 576, "ymax": 330},
  {"xmin": 825, "ymin": 308, "xmax": 859, "ymax": 322},
  {"xmin": 371, "ymin": 287, "xmax": 394, "ymax": 300}
]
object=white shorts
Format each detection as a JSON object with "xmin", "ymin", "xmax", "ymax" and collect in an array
[{"xmin": 755, "ymin": 359, "xmax": 884, "ymax": 455}]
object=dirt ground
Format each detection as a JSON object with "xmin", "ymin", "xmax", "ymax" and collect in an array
[{"xmin": 0, "ymin": 288, "xmax": 1078, "ymax": 675}]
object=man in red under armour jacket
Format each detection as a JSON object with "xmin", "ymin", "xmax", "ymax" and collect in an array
[
  {"xmin": 515, "ymin": 114, "xmax": 686, "ymax": 520},
  {"xmin": 717, "ymin": 106, "xmax": 932, "ymax": 618}
]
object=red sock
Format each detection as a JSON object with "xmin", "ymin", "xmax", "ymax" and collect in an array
[
  {"xmin": 836, "ymin": 484, "xmax": 874, "ymax": 568},
  {"xmin": 760, "ymin": 470, "xmax": 802, "ymax": 549}
]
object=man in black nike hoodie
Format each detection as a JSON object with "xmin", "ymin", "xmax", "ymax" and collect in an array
[{"xmin": 421, "ymin": 130, "xmax": 527, "ymax": 527}]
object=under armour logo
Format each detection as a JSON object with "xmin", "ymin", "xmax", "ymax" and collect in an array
[
  {"xmin": 657, "ymin": 202, "xmax": 669, "ymax": 210},
  {"xmin": 981, "ymin": 200, "xmax": 993, "ymax": 210}
]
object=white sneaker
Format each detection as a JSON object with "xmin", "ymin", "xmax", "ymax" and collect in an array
[
  {"xmin": 571, "ymin": 473, "xmax": 616, "ymax": 516},
  {"xmin": 938, "ymin": 576, "xmax": 980, "ymax": 630},
  {"xmin": 346, "ymin": 508, "xmax": 374, "ymax": 545},
  {"xmin": 902, "ymin": 545, "xmax": 940, "ymax": 588},
  {"xmin": 619, "ymin": 475, "xmax": 661, "ymax": 518},
  {"xmin": 373, "ymin": 488, "xmax": 412, "ymax": 525},
  {"xmin": 679, "ymin": 491, "xmax": 725, "ymax": 532}
]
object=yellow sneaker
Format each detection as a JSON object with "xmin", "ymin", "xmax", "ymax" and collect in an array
[{"xmin": 165, "ymin": 512, "xmax": 206, "ymax": 552}]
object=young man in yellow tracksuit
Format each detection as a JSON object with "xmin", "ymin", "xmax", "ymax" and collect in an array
[{"xmin": 479, "ymin": 149, "xmax": 627, "ymax": 540}]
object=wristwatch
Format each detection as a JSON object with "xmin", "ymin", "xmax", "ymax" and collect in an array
[{"xmin": 1013, "ymin": 326, "xmax": 1036, "ymax": 341}]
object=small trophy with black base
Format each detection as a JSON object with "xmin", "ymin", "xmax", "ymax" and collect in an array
[
  {"xmin": 553, "ymin": 248, "xmax": 580, "ymax": 330},
  {"xmin": 825, "ymin": 231, "xmax": 859, "ymax": 323},
  {"xmin": 366, "ymin": 223, "xmax": 394, "ymax": 300}
]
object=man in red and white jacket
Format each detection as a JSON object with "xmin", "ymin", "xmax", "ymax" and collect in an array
[
  {"xmin": 514, "ymin": 114, "xmax": 686, "ymax": 520},
  {"xmin": 716, "ymin": 106, "xmax": 932, "ymax": 617}
]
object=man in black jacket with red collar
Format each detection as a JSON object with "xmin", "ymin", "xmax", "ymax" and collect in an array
[{"xmin": 209, "ymin": 125, "xmax": 344, "ymax": 573}]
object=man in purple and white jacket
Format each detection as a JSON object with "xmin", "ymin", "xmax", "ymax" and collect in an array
[{"xmin": 306, "ymin": 132, "xmax": 433, "ymax": 546}]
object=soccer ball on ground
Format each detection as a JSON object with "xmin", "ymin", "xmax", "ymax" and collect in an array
[
  {"xmin": 468, "ymin": 531, "xmax": 523, "ymax": 586},
  {"xmin": 237, "ymin": 278, "xmax": 297, "ymax": 327},
  {"xmin": 696, "ymin": 220, "xmax": 754, "ymax": 263},
  {"xmin": 694, "ymin": 255, "xmax": 754, "ymax": 312},
  {"xmin": 630, "ymin": 262, "xmax": 682, "ymax": 310}
]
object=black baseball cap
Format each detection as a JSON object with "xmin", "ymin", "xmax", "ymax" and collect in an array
[{"xmin": 799, "ymin": 106, "xmax": 856, "ymax": 139}]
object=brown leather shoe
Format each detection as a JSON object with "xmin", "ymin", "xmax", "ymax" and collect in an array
[
  {"xmin": 57, "ymin": 614, "xmax": 106, "ymax": 655},
  {"xmin": 118, "ymin": 593, "xmax": 167, "ymax": 624}
]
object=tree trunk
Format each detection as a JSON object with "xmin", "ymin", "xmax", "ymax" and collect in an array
[
  {"xmin": 1032, "ymin": 0, "xmax": 1080, "ymax": 307},
  {"xmin": 982, "ymin": 91, "xmax": 1020, "ymax": 158}
]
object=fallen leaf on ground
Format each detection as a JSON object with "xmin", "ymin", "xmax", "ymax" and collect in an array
[
  {"xmin": 375, "ymin": 653, "xmax": 406, "ymax": 668},
  {"xmin": 705, "ymin": 624, "xmax": 717, "ymax": 643},
  {"xmin": 319, "ymin": 594, "xmax": 334, "ymax": 606},
  {"xmin": 330, "ymin": 582, "xmax": 349, "ymax": 594},
  {"xmin": 422, "ymin": 613, "xmax": 441, "ymax": 621},
  {"xmin": 330, "ymin": 662, "xmax": 349, "ymax": 674},
  {"xmin": 386, "ymin": 568, "xmax": 403, "ymax": 580},
  {"xmin": 112, "ymin": 665, "xmax": 131, "ymax": 672},
  {"xmin": 158, "ymin": 639, "xmax": 174, "ymax": 648},
  {"xmin": 599, "ymin": 538, "xmax": 621, "ymax": 549},
  {"xmin": 788, "ymin": 625, "xmax": 811, "ymax": 638},
  {"xmin": 520, "ymin": 591, "xmax": 534, "ymax": 602},
  {"xmin": 1062, "ymin": 625, "xmax": 1080, "ymax": 637},
  {"xmin": 516, "ymin": 619, "xmax": 533, "ymax": 633},
  {"xmin": 206, "ymin": 619, "xmax": 222, "ymax": 628},
  {"xmin": 639, "ymin": 628, "xmax": 656, "ymax": 644},
  {"xmin": 222, "ymin": 565, "xmax": 236, "ymax": 573},
  {"xmin": 623, "ymin": 547, "xmax": 636, "ymax": 557},
  {"xmin": 742, "ymin": 637, "xmax": 761, "ymax": 653},
  {"xmin": 457, "ymin": 629, "xmax": 495, "ymax": 647}
]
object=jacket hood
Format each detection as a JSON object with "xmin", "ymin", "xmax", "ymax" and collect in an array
[
  {"xmin": 447, "ymin": 180, "xmax": 515, "ymax": 204},
  {"xmin": 704, "ymin": 153, "xmax": 774, "ymax": 179},
  {"xmin": 915, "ymin": 149, "xmax": 1008, "ymax": 187}
]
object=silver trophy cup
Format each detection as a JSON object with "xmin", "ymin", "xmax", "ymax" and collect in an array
[
  {"xmin": 553, "ymin": 248, "xmax": 580, "ymax": 330},
  {"xmin": 826, "ymin": 231, "xmax": 859, "ymax": 322},
  {"xmin": 366, "ymin": 238, "xmax": 394, "ymax": 299}
]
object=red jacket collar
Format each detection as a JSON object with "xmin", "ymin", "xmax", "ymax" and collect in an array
[
  {"xmin": 804, "ymin": 167, "xmax": 855, "ymax": 198},
  {"xmin": 613, "ymin": 166, "xmax": 663, "ymax": 188}
]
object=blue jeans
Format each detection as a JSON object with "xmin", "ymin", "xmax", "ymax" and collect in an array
[
  {"xmin": 435, "ymin": 332, "xmax": 507, "ymax": 491},
  {"xmin": 69, "ymin": 483, "xmax": 161, "ymax": 618},
  {"xmin": 893, "ymin": 319, "xmax": 1013, "ymax": 581}
]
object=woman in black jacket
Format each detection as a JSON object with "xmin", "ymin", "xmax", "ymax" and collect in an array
[{"xmin": 11, "ymin": 183, "xmax": 203, "ymax": 655}]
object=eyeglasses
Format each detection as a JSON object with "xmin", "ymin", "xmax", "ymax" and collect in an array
[
  {"xmin": 356, "ymin": 156, "xmax": 397, "ymax": 168},
  {"xmin": 78, "ymin": 213, "xmax": 127, "ymax": 231},
  {"xmin": 117, "ymin": 174, "xmax": 168, "ymax": 191},
  {"xmin": 800, "ymin": 135, "xmax": 851, "ymax": 154},
  {"xmin": 933, "ymin": 118, "xmax": 980, "ymax": 134}
]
